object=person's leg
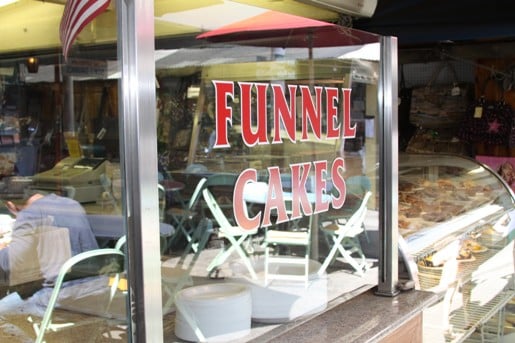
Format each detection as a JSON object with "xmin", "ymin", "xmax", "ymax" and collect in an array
[{"xmin": 10, "ymin": 279, "xmax": 45, "ymax": 298}]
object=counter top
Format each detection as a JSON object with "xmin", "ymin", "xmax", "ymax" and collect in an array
[{"xmin": 248, "ymin": 288, "xmax": 438, "ymax": 343}]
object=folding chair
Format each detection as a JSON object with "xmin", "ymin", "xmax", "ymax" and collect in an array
[
  {"xmin": 204, "ymin": 173, "xmax": 239, "ymax": 223},
  {"xmin": 161, "ymin": 264, "xmax": 194, "ymax": 314},
  {"xmin": 317, "ymin": 191, "xmax": 372, "ymax": 276},
  {"xmin": 180, "ymin": 217, "xmax": 214, "ymax": 261},
  {"xmin": 202, "ymin": 188, "xmax": 258, "ymax": 280},
  {"xmin": 263, "ymin": 215, "xmax": 311, "ymax": 287},
  {"xmin": 114, "ymin": 235, "xmax": 126, "ymax": 251},
  {"xmin": 167, "ymin": 177, "xmax": 208, "ymax": 253},
  {"xmin": 33, "ymin": 248, "xmax": 125, "ymax": 343},
  {"xmin": 112, "ymin": 234, "xmax": 193, "ymax": 314}
]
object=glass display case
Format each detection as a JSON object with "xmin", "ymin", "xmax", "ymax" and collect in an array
[{"xmin": 397, "ymin": 153, "xmax": 515, "ymax": 342}]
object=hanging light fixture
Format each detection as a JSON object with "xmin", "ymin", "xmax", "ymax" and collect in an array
[{"xmin": 26, "ymin": 56, "xmax": 39, "ymax": 73}]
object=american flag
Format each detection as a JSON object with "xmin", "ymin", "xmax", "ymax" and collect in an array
[{"xmin": 59, "ymin": 0, "xmax": 111, "ymax": 60}]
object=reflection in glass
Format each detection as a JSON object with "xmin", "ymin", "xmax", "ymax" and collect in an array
[{"xmin": 157, "ymin": 25, "xmax": 381, "ymax": 340}]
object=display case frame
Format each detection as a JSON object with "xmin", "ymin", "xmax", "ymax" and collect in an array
[{"xmin": 397, "ymin": 153, "xmax": 515, "ymax": 342}]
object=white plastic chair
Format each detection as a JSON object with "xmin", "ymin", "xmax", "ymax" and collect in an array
[
  {"xmin": 317, "ymin": 191, "xmax": 372, "ymax": 276},
  {"xmin": 263, "ymin": 217, "xmax": 311, "ymax": 287},
  {"xmin": 33, "ymin": 248, "xmax": 125, "ymax": 343},
  {"xmin": 114, "ymin": 235, "xmax": 126, "ymax": 251},
  {"xmin": 203, "ymin": 173, "xmax": 239, "ymax": 224},
  {"xmin": 202, "ymin": 188, "xmax": 258, "ymax": 280}
]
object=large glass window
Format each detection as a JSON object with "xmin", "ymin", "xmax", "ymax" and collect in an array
[
  {"xmin": 0, "ymin": 1, "xmax": 128, "ymax": 342},
  {"xmin": 0, "ymin": 1, "xmax": 387, "ymax": 342},
  {"xmin": 154, "ymin": 5, "xmax": 381, "ymax": 341}
]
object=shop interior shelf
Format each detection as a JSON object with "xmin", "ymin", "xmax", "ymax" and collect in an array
[{"xmin": 447, "ymin": 289, "xmax": 514, "ymax": 343}]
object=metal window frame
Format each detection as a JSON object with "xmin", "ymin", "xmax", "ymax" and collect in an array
[
  {"xmin": 116, "ymin": 2, "xmax": 399, "ymax": 339},
  {"xmin": 376, "ymin": 36, "xmax": 400, "ymax": 297},
  {"xmin": 118, "ymin": 0, "xmax": 164, "ymax": 341}
]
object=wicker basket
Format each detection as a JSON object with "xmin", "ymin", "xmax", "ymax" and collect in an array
[{"xmin": 417, "ymin": 262, "xmax": 444, "ymax": 289}]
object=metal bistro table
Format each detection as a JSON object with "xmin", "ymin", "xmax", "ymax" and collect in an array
[{"xmin": 160, "ymin": 179, "xmax": 186, "ymax": 209}]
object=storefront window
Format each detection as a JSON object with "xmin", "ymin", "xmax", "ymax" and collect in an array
[
  {"xmin": 0, "ymin": 1, "xmax": 390, "ymax": 342},
  {"xmin": 0, "ymin": 1, "xmax": 128, "ymax": 342},
  {"xmin": 155, "ymin": 6, "xmax": 382, "ymax": 341}
]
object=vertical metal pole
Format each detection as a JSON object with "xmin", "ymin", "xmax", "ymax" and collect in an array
[
  {"xmin": 375, "ymin": 36, "xmax": 399, "ymax": 297},
  {"xmin": 118, "ymin": 0, "xmax": 163, "ymax": 341},
  {"xmin": 63, "ymin": 75, "xmax": 74, "ymax": 133}
]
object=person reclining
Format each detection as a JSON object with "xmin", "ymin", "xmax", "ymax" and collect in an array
[{"xmin": 0, "ymin": 193, "xmax": 98, "ymax": 295}]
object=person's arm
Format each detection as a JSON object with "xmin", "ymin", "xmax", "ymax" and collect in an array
[
  {"xmin": 5, "ymin": 194, "xmax": 44, "ymax": 217},
  {"xmin": 5, "ymin": 201, "xmax": 21, "ymax": 217}
]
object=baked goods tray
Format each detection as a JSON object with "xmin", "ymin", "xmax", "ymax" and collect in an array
[{"xmin": 404, "ymin": 203, "xmax": 504, "ymax": 257}]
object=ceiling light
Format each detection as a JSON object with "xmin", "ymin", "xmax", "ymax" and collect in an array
[{"xmin": 26, "ymin": 57, "xmax": 39, "ymax": 73}]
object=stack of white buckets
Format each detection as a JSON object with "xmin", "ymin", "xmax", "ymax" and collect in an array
[
  {"xmin": 175, "ymin": 283, "xmax": 252, "ymax": 342},
  {"xmin": 174, "ymin": 258, "xmax": 328, "ymax": 342}
]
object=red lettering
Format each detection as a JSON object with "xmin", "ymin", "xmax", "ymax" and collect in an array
[
  {"xmin": 233, "ymin": 169, "xmax": 261, "ymax": 231},
  {"xmin": 330, "ymin": 157, "xmax": 346, "ymax": 209},
  {"xmin": 240, "ymin": 83, "xmax": 269, "ymax": 147},
  {"xmin": 326, "ymin": 87, "xmax": 340, "ymax": 139},
  {"xmin": 235, "ymin": 158, "xmax": 351, "ymax": 228},
  {"xmin": 262, "ymin": 167, "xmax": 288, "ymax": 227},
  {"xmin": 342, "ymin": 88, "xmax": 356, "ymax": 138},
  {"xmin": 211, "ymin": 81, "xmax": 358, "ymax": 221},
  {"xmin": 290, "ymin": 162, "xmax": 313, "ymax": 219},
  {"xmin": 300, "ymin": 85, "xmax": 322, "ymax": 141},
  {"xmin": 272, "ymin": 84, "xmax": 297, "ymax": 144},
  {"xmin": 213, "ymin": 80, "xmax": 234, "ymax": 148},
  {"xmin": 213, "ymin": 81, "xmax": 355, "ymax": 146},
  {"xmin": 313, "ymin": 160, "xmax": 330, "ymax": 213}
]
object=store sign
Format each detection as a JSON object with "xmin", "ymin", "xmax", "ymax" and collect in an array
[{"xmin": 211, "ymin": 80, "xmax": 356, "ymax": 230}]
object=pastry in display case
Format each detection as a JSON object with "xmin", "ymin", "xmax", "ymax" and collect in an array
[{"xmin": 397, "ymin": 153, "xmax": 515, "ymax": 342}]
